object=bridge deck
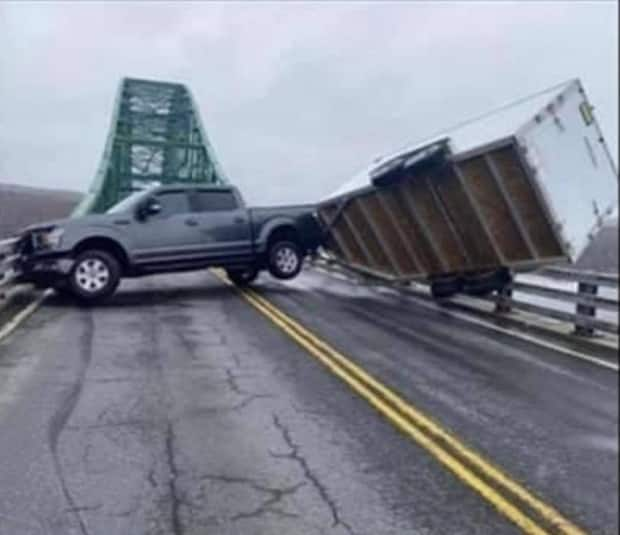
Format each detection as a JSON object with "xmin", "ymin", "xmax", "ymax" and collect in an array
[{"xmin": 0, "ymin": 268, "xmax": 617, "ymax": 534}]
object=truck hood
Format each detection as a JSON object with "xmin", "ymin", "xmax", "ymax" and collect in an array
[{"xmin": 20, "ymin": 214, "xmax": 119, "ymax": 234}]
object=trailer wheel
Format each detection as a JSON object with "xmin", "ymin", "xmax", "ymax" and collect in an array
[
  {"xmin": 430, "ymin": 277, "xmax": 462, "ymax": 299},
  {"xmin": 463, "ymin": 268, "xmax": 512, "ymax": 296}
]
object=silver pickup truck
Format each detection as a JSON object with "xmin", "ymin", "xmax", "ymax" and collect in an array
[{"xmin": 15, "ymin": 184, "xmax": 323, "ymax": 303}]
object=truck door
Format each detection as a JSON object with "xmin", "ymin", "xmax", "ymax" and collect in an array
[
  {"xmin": 189, "ymin": 189, "xmax": 253, "ymax": 263},
  {"xmin": 130, "ymin": 189, "xmax": 207, "ymax": 265}
]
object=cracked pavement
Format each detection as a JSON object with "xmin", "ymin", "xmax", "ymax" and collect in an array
[{"xmin": 0, "ymin": 270, "xmax": 617, "ymax": 534}]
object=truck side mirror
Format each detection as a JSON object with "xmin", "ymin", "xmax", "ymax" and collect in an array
[{"xmin": 137, "ymin": 197, "xmax": 161, "ymax": 220}]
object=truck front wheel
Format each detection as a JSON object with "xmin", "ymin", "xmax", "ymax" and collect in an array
[
  {"xmin": 69, "ymin": 249, "xmax": 121, "ymax": 303},
  {"xmin": 267, "ymin": 241, "xmax": 302, "ymax": 280}
]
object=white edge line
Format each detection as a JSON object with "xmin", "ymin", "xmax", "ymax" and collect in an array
[
  {"xmin": 312, "ymin": 264, "xmax": 619, "ymax": 373},
  {"xmin": 0, "ymin": 289, "xmax": 52, "ymax": 343}
]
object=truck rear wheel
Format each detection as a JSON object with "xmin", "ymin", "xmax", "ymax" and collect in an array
[
  {"xmin": 267, "ymin": 240, "xmax": 302, "ymax": 280},
  {"xmin": 226, "ymin": 267, "xmax": 258, "ymax": 286},
  {"xmin": 69, "ymin": 249, "xmax": 121, "ymax": 303}
]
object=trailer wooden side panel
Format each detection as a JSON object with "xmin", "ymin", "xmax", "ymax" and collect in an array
[
  {"xmin": 319, "ymin": 139, "xmax": 568, "ymax": 281},
  {"xmin": 345, "ymin": 198, "xmax": 395, "ymax": 275},
  {"xmin": 379, "ymin": 186, "xmax": 444, "ymax": 275},
  {"xmin": 490, "ymin": 147, "xmax": 565, "ymax": 259},
  {"xmin": 359, "ymin": 193, "xmax": 419, "ymax": 276},
  {"xmin": 456, "ymin": 154, "xmax": 532, "ymax": 263}
]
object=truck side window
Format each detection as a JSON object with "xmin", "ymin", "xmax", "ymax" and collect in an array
[
  {"xmin": 154, "ymin": 192, "xmax": 191, "ymax": 218},
  {"xmin": 192, "ymin": 191, "xmax": 238, "ymax": 212}
]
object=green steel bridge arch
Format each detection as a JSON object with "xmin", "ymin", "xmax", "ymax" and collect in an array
[{"xmin": 75, "ymin": 77, "xmax": 228, "ymax": 215}]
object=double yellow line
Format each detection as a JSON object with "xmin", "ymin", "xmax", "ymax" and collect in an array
[{"xmin": 217, "ymin": 273, "xmax": 586, "ymax": 535}]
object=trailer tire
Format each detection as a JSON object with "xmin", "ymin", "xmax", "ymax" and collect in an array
[
  {"xmin": 463, "ymin": 268, "xmax": 512, "ymax": 296},
  {"xmin": 430, "ymin": 278, "xmax": 462, "ymax": 299}
]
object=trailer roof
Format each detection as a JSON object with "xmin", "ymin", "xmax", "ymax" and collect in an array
[{"xmin": 326, "ymin": 79, "xmax": 577, "ymax": 200}]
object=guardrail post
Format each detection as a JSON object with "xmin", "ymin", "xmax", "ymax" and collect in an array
[
  {"xmin": 495, "ymin": 286, "xmax": 513, "ymax": 314},
  {"xmin": 574, "ymin": 282, "xmax": 597, "ymax": 337}
]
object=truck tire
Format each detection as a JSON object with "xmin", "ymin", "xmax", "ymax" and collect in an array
[
  {"xmin": 68, "ymin": 249, "xmax": 121, "ymax": 304},
  {"xmin": 226, "ymin": 267, "xmax": 258, "ymax": 286},
  {"xmin": 267, "ymin": 240, "xmax": 302, "ymax": 280}
]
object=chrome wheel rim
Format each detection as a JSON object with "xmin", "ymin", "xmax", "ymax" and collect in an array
[
  {"xmin": 275, "ymin": 247, "xmax": 298, "ymax": 275},
  {"xmin": 75, "ymin": 258, "xmax": 110, "ymax": 293}
]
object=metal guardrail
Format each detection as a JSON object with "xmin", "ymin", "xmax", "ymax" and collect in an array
[
  {"xmin": 1, "ymin": 238, "xmax": 616, "ymax": 340},
  {"xmin": 0, "ymin": 237, "xmax": 19, "ymax": 290},
  {"xmin": 494, "ymin": 268, "xmax": 618, "ymax": 337},
  {"xmin": 312, "ymin": 254, "xmax": 618, "ymax": 339}
]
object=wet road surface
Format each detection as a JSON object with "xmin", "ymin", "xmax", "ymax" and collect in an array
[{"xmin": 0, "ymin": 269, "xmax": 617, "ymax": 534}]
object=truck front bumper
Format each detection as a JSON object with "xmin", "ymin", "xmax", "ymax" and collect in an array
[{"xmin": 17, "ymin": 253, "xmax": 74, "ymax": 285}]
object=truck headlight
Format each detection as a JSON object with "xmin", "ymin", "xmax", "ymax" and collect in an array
[{"xmin": 32, "ymin": 227, "xmax": 64, "ymax": 250}]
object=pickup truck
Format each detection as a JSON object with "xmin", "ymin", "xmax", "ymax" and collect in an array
[{"xmin": 15, "ymin": 184, "xmax": 323, "ymax": 303}]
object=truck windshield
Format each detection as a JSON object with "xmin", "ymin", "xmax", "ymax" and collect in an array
[{"xmin": 106, "ymin": 190, "xmax": 152, "ymax": 214}]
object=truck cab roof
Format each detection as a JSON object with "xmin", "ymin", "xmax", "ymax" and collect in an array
[{"xmin": 151, "ymin": 183, "xmax": 236, "ymax": 193}]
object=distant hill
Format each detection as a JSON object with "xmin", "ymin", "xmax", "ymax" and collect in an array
[
  {"xmin": 575, "ymin": 220, "xmax": 618, "ymax": 273},
  {"xmin": 0, "ymin": 182, "xmax": 83, "ymax": 238}
]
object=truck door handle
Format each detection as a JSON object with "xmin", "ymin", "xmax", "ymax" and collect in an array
[
  {"xmin": 185, "ymin": 218, "xmax": 198, "ymax": 227},
  {"xmin": 234, "ymin": 217, "xmax": 246, "ymax": 224}
]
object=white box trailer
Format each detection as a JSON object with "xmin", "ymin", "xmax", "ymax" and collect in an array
[{"xmin": 318, "ymin": 79, "xmax": 618, "ymax": 296}]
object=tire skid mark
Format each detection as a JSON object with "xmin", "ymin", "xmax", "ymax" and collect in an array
[
  {"xmin": 47, "ymin": 309, "xmax": 95, "ymax": 535},
  {"xmin": 165, "ymin": 421, "xmax": 183, "ymax": 535}
]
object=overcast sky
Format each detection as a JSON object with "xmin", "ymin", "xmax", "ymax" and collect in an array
[{"xmin": 0, "ymin": 1, "xmax": 617, "ymax": 206}]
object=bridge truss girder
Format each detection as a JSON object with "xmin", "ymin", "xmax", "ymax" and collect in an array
[{"xmin": 75, "ymin": 77, "xmax": 228, "ymax": 214}]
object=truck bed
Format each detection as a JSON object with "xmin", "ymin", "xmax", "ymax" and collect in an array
[{"xmin": 249, "ymin": 204, "xmax": 323, "ymax": 253}]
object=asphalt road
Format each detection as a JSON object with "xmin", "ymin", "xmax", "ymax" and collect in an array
[{"xmin": 0, "ymin": 268, "xmax": 617, "ymax": 535}]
